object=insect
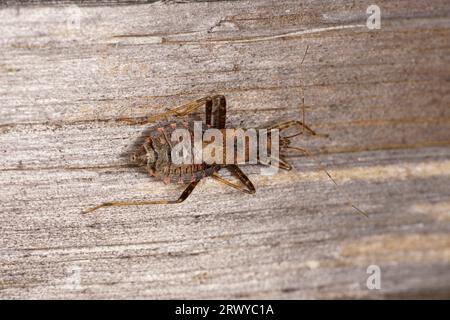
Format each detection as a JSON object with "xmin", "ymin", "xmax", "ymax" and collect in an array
[
  {"xmin": 84, "ymin": 45, "xmax": 366, "ymax": 216},
  {"xmin": 84, "ymin": 94, "xmax": 367, "ymax": 217}
]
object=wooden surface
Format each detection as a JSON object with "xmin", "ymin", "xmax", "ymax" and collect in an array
[{"xmin": 1, "ymin": 0, "xmax": 450, "ymax": 299}]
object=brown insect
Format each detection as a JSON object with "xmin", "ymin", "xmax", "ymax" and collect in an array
[
  {"xmin": 84, "ymin": 94, "xmax": 366, "ymax": 217},
  {"xmin": 84, "ymin": 45, "xmax": 366, "ymax": 216}
]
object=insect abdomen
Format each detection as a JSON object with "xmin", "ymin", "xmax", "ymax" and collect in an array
[{"xmin": 149, "ymin": 121, "xmax": 219, "ymax": 184}]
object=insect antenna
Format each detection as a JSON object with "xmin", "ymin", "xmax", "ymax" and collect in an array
[{"xmin": 284, "ymin": 145, "xmax": 368, "ymax": 218}]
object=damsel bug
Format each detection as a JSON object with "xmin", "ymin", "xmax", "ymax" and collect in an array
[
  {"xmin": 84, "ymin": 94, "xmax": 366, "ymax": 217},
  {"xmin": 84, "ymin": 47, "xmax": 366, "ymax": 216}
]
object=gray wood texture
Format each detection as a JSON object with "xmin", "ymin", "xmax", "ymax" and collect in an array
[{"xmin": 1, "ymin": 0, "xmax": 450, "ymax": 299}]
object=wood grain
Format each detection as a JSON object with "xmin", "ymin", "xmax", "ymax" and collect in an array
[{"xmin": 1, "ymin": 0, "xmax": 450, "ymax": 299}]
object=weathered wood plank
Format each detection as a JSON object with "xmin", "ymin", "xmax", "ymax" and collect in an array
[{"xmin": 1, "ymin": 0, "xmax": 450, "ymax": 299}]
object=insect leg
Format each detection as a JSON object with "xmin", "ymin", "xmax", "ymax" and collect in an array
[
  {"xmin": 205, "ymin": 99, "xmax": 212, "ymax": 126},
  {"xmin": 259, "ymin": 156, "xmax": 292, "ymax": 171},
  {"xmin": 173, "ymin": 95, "xmax": 226, "ymax": 128},
  {"xmin": 212, "ymin": 95, "xmax": 226, "ymax": 129},
  {"xmin": 266, "ymin": 88, "xmax": 327, "ymax": 138},
  {"xmin": 117, "ymin": 96, "xmax": 220, "ymax": 125},
  {"xmin": 210, "ymin": 165, "xmax": 255, "ymax": 194},
  {"xmin": 83, "ymin": 180, "xmax": 199, "ymax": 214},
  {"xmin": 170, "ymin": 96, "xmax": 215, "ymax": 117},
  {"xmin": 267, "ymin": 120, "xmax": 317, "ymax": 136},
  {"xmin": 227, "ymin": 165, "xmax": 256, "ymax": 193}
]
